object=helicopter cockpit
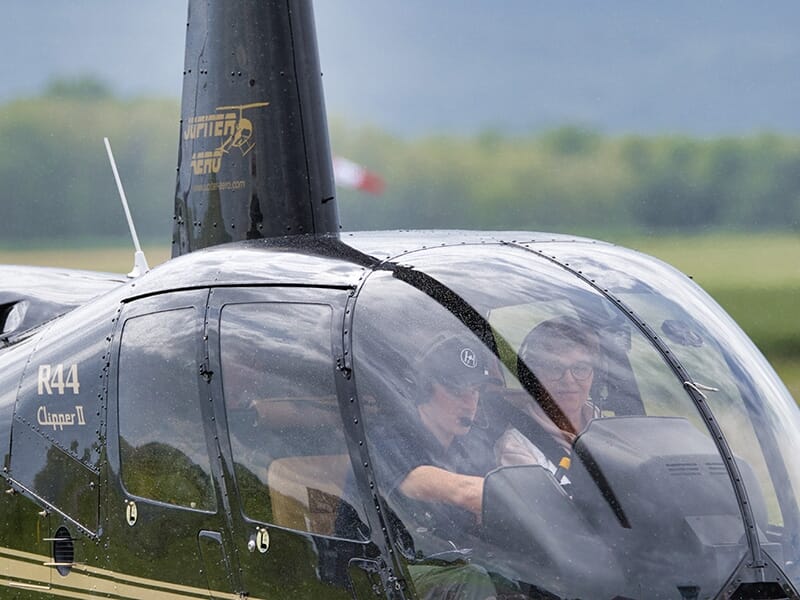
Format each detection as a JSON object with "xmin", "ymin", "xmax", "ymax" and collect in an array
[{"xmin": 351, "ymin": 240, "xmax": 800, "ymax": 599}]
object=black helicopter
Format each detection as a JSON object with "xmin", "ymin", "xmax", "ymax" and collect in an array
[{"xmin": 2, "ymin": 2, "xmax": 800, "ymax": 599}]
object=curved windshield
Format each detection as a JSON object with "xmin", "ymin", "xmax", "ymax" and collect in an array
[
  {"xmin": 353, "ymin": 244, "xmax": 755, "ymax": 599},
  {"xmin": 540, "ymin": 242, "xmax": 800, "ymax": 586}
]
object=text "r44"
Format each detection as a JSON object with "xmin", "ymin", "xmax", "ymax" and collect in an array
[{"xmin": 38, "ymin": 364, "xmax": 80, "ymax": 395}]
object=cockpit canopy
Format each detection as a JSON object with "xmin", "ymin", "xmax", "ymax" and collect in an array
[{"xmin": 351, "ymin": 241, "xmax": 800, "ymax": 599}]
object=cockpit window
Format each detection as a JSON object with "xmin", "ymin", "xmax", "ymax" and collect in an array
[
  {"xmin": 353, "ymin": 245, "xmax": 755, "ymax": 599},
  {"xmin": 542, "ymin": 243, "xmax": 800, "ymax": 558},
  {"xmin": 219, "ymin": 302, "xmax": 367, "ymax": 540},
  {"xmin": 118, "ymin": 309, "xmax": 216, "ymax": 511}
]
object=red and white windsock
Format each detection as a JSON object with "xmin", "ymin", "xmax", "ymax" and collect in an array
[{"xmin": 332, "ymin": 156, "xmax": 385, "ymax": 195}]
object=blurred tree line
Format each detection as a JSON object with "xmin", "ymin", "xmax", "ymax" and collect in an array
[
  {"xmin": 332, "ymin": 120, "xmax": 800, "ymax": 235},
  {"xmin": 1, "ymin": 79, "xmax": 799, "ymax": 246},
  {"xmin": 0, "ymin": 79, "xmax": 178, "ymax": 246}
]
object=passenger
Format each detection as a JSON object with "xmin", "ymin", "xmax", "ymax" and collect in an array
[{"xmin": 495, "ymin": 316, "xmax": 601, "ymax": 475}]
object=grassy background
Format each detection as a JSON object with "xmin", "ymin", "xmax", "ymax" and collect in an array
[
  {"xmin": 610, "ymin": 232, "xmax": 800, "ymax": 401},
  {"xmin": 1, "ymin": 233, "xmax": 798, "ymax": 399}
]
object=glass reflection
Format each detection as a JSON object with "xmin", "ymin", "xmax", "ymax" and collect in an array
[
  {"xmin": 543, "ymin": 242, "xmax": 800, "ymax": 583},
  {"xmin": 118, "ymin": 309, "xmax": 215, "ymax": 511},
  {"xmin": 353, "ymin": 246, "xmax": 751, "ymax": 599},
  {"xmin": 220, "ymin": 302, "xmax": 367, "ymax": 539}
]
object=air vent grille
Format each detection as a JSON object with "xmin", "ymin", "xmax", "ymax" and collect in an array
[
  {"xmin": 665, "ymin": 462, "xmax": 701, "ymax": 476},
  {"xmin": 706, "ymin": 462, "xmax": 728, "ymax": 476},
  {"xmin": 52, "ymin": 526, "xmax": 74, "ymax": 577}
]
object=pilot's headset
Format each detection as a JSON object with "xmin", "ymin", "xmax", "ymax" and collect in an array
[{"xmin": 413, "ymin": 332, "xmax": 500, "ymax": 423}]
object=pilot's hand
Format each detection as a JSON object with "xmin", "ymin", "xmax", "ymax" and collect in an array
[
  {"xmin": 460, "ymin": 476, "xmax": 484, "ymax": 523},
  {"xmin": 400, "ymin": 467, "xmax": 485, "ymax": 520}
]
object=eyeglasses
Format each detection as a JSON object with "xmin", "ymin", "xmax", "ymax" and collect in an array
[{"xmin": 531, "ymin": 359, "xmax": 594, "ymax": 382}]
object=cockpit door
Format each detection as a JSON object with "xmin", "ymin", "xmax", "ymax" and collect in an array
[
  {"xmin": 105, "ymin": 289, "xmax": 236, "ymax": 599},
  {"xmin": 206, "ymin": 286, "xmax": 378, "ymax": 599}
]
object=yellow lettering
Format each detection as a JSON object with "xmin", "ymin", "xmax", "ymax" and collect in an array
[{"xmin": 223, "ymin": 118, "xmax": 237, "ymax": 137}]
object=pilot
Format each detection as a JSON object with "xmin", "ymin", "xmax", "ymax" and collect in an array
[
  {"xmin": 368, "ymin": 333, "xmax": 503, "ymax": 599},
  {"xmin": 373, "ymin": 335, "xmax": 499, "ymax": 524},
  {"xmin": 494, "ymin": 315, "xmax": 601, "ymax": 475}
]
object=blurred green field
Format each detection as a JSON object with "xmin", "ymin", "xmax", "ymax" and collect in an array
[
  {"xmin": 614, "ymin": 232, "xmax": 800, "ymax": 400},
  {"xmin": 1, "ymin": 232, "xmax": 798, "ymax": 399},
  {"xmin": 0, "ymin": 244, "xmax": 172, "ymax": 274}
]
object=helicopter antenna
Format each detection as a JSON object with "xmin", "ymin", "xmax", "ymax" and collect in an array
[{"xmin": 103, "ymin": 137, "xmax": 150, "ymax": 278}]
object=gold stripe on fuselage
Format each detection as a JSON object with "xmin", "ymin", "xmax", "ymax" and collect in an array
[{"xmin": 1, "ymin": 546, "xmax": 250, "ymax": 600}]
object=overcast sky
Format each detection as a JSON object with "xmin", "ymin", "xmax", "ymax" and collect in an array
[{"xmin": 3, "ymin": 1, "xmax": 800, "ymax": 136}]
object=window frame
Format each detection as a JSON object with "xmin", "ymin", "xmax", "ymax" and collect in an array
[
  {"xmin": 109, "ymin": 289, "xmax": 219, "ymax": 514},
  {"xmin": 206, "ymin": 286, "xmax": 370, "ymax": 540}
]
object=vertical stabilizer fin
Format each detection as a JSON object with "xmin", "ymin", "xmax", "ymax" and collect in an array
[{"xmin": 172, "ymin": 0, "xmax": 339, "ymax": 257}]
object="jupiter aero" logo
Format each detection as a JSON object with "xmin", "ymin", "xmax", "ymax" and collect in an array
[{"xmin": 184, "ymin": 102, "xmax": 269, "ymax": 177}]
